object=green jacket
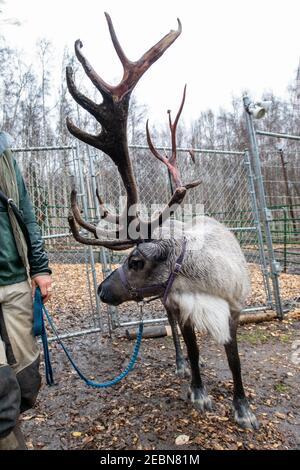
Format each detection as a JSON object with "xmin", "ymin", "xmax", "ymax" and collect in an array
[{"xmin": 0, "ymin": 151, "xmax": 51, "ymax": 286}]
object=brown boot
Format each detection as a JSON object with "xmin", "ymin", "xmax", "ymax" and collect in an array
[{"xmin": 0, "ymin": 423, "xmax": 27, "ymax": 450}]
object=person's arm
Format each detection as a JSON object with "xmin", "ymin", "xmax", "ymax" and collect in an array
[{"xmin": 14, "ymin": 159, "xmax": 52, "ymax": 301}]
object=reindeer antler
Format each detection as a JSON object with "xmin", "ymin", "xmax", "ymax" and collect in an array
[
  {"xmin": 67, "ymin": 13, "xmax": 182, "ymax": 246},
  {"xmin": 146, "ymin": 85, "xmax": 201, "ymax": 190},
  {"xmin": 143, "ymin": 86, "xmax": 201, "ymax": 233},
  {"xmin": 67, "ymin": 14, "xmax": 199, "ymax": 247}
]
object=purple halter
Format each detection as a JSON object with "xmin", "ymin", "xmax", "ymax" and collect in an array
[{"xmin": 117, "ymin": 238, "xmax": 187, "ymax": 305}]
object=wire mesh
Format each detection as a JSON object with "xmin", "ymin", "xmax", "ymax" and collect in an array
[
  {"xmin": 13, "ymin": 146, "xmax": 101, "ymax": 336},
  {"xmin": 256, "ymin": 138, "xmax": 300, "ymax": 308},
  {"xmin": 12, "ymin": 140, "xmax": 298, "ymax": 335},
  {"xmin": 90, "ymin": 145, "xmax": 272, "ymax": 327}
]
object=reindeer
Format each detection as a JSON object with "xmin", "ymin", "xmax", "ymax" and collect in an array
[{"xmin": 66, "ymin": 13, "xmax": 259, "ymax": 430}]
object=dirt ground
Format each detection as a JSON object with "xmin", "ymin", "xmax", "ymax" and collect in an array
[{"xmin": 20, "ymin": 309, "xmax": 300, "ymax": 450}]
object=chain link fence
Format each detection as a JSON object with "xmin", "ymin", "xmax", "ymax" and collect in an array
[
  {"xmin": 89, "ymin": 144, "xmax": 273, "ymax": 329},
  {"xmin": 12, "ymin": 134, "xmax": 299, "ymax": 337},
  {"xmin": 12, "ymin": 145, "xmax": 102, "ymax": 339},
  {"xmin": 254, "ymin": 133, "xmax": 300, "ymax": 310},
  {"xmin": 259, "ymin": 143, "xmax": 300, "ymax": 272}
]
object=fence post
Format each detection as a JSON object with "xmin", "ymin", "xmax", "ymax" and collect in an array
[
  {"xmin": 278, "ymin": 148, "xmax": 297, "ymax": 233},
  {"xmin": 243, "ymin": 96, "xmax": 283, "ymax": 318},
  {"xmin": 86, "ymin": 146, "xmax": 119, "ymax": 334},
  {"xmin": 76, "ymin": 145, "xmax": 103, "ymax": 330},
  {"xmin": 283, "ymin": 207, "xmax": 288, "ymax": 273},
  {"xmin": 243, "ymin": 150, "xmax": 273, "ymax": 306}
]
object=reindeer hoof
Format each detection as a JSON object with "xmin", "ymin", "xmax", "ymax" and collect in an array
[
  {"xmin": 233, "ymin": 398, "xmax": 259, "ymax": 431},
  {"xmin": 176, "ymin": 358, "xmax": 204, "ymax": 377},
  {"xmin": 188, "ymin": 387, "xmax": 213, "ymax": 412}
]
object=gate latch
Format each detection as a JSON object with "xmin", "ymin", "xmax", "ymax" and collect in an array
[
  {"xmin": 264, "ymin": 208, "xmax": 273, "ymax": 221},
  {"xmin": 272, "ymin": 261, "xmax": 282, "ymax": 274}
]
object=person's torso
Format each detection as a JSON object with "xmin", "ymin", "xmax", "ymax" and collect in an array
[{"xmin": 0, "ymin": 159, "xmax": 27, "ymax": 286}]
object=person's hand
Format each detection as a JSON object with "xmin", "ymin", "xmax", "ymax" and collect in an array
[{"xmin": 32, "ymin": 275, "xmax": 53, "ymax": 303}]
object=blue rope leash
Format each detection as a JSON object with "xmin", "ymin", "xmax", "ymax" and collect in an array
[
  {"xmin": 33, "ymin": 287, "xmax": 144, "ymax": 388},
  {"xmin": 33, "ymin": 287, "xmax": 54, "ymax": 386}
]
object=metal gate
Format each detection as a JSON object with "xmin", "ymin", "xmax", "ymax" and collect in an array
[
  {"xmin": 88, "ymin": 143, "xmax": 276, "ymax": 330},
  {"xmin": 243, "ymin": 101, "xmax": 300, "ymax": 315},
  {"xmin": 11, "ymin": 102, "xmax": 299, "ymax": 337},
  {"xmin": 12, "ymin": 145, "xmax": 103, "ymax": 339}
]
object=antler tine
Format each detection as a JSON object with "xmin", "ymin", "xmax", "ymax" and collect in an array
[
  {"xmin": 73, "ymin": 39, "xmax": 113, "ymax": 99},
  {"xmin": 104, "ymin": 12, "xmax": 131, "ymax": 70},
  {"xmin": 66, "ymin": 118, "xmax": 102, "ymax": 152},
  {"xmin": 70, "ymin": 189, "xmax": 137, "ymax": 248},
  {"xmin": 188, "ymin": 149, "xmax": 196, "ymax": 164},
  {"xmin": 143, "ymin": 86, "xmax": 201, "ymax": 236},
  {"xmin": 71, "ymin": 189, "xmax": 127, "ymax": 239},
  {"xmin": 146, "ymin": 85, "xmax": 201, "ymax": 190},
  {"xmin": 68, "ymin": 215, "xmax": 134, "ymax": 251},
  {"xmin": 137, "ymin": 18, "xmax": 182, "ymax": 70},
  {"xmin": 71, "ymin": 189, "xmax": 98, "ymax": 236},
  {"xmin": 95, "ymin": 188, "xmax": 126, "ymax": 225},
  {"xmin": 146, "ymin": 107, "xmax": 183, "ymax": 189},
  {"xmin": 146, "ymin": 121, "xmax": 169, "ymax": 167},
  {"xmin": 168, "ymin": 84, "xmax": 186, "ymax": 166},
  {"xmin": 66, "ymin": 66, "xmax": 101, "ymax": 120}
]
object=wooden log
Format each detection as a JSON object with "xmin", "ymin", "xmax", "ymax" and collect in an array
[
  {"xmin": 125, "ymin": 325, "xmax": 173, "ymax": 340},
  {"xmin": 125, "ymin": 311, "xmax": 279, "ymax": 340},
  {"xmin": 239, "ymin": 311, "xmax": 277, "ymax": 324}
]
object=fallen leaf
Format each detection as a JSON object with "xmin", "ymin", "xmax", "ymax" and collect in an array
[
  {"xmin": 83, "ymin": 436, "xmax": 94, "ymax": 445},
  {"xmin": 274, "ymin": 412, "xmax": 286, "ymax": 420},
  {"xmin": 175, "ymin": 434, "xmax": 190, "ymax": 446}
]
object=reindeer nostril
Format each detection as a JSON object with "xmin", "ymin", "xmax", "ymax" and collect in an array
[
  {"xmin": 98, "ymin": 290, "xmax": 105, "ymax": 302},
  {"xmin": 98, "ymin": 285, "xmax": 111, "ymax": 304},
  {"xmin": 99, "ymin": 292, "xmax": 107, "ymax": 303},
  {"xmin": 97, "ymin": 284, "xmax": 106, "ymax": 302}
]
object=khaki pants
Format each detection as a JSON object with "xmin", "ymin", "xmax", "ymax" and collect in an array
[{"xmin": 0, "ymin": 281, "xmax": 41, "ymax": 447}]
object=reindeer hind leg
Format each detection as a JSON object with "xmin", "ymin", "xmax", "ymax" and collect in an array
[{"xmin": 225, "ymin": 315, "xmax": 259, "ymax": 430}]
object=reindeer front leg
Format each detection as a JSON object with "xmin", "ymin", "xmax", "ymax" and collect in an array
[
  {"xmin": 165, "ymin": 307, "xmax": 190, "ymax": 378},
  {"xmin": 225, "ymin": 316, "xmax": 259, "ymax": 430},
  {"xmin": 179, "ymin": 319, "xmax": 212, "ymax": 412}
]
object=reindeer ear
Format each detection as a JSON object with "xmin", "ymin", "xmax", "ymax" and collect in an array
[{"xmin": 137, "ymin": 241, "xmax": 169, "ymax": 262}]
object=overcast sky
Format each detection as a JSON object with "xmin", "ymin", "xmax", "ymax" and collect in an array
[{"xmin": 2, "ymin": 0, "xmax": 300, "ymax": 124}]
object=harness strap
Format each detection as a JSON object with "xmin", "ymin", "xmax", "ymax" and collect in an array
[
  {"xmin": 162, "ymin": 237, "xmax": 187, "ymax": 305},
  {"xmin": 118, "ymin": 267, "xmax": 166, "ymax": 301},
  {"xmin": 0, "ymin": 189, "xmax": 33, "ymax": 259}
]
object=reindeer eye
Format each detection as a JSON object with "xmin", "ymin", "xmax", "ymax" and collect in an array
[{"xmin": 129, "ymin": 259, "xmax": 145, "ymax": 271}]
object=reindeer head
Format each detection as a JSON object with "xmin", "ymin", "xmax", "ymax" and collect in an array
[
  {"xmin": 98, "ymin": 239, "xmax": 174, "ymax": 305},
  {"xmin": 66, "ymin": 13, "xmax": 199, "ymax": 305}
]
